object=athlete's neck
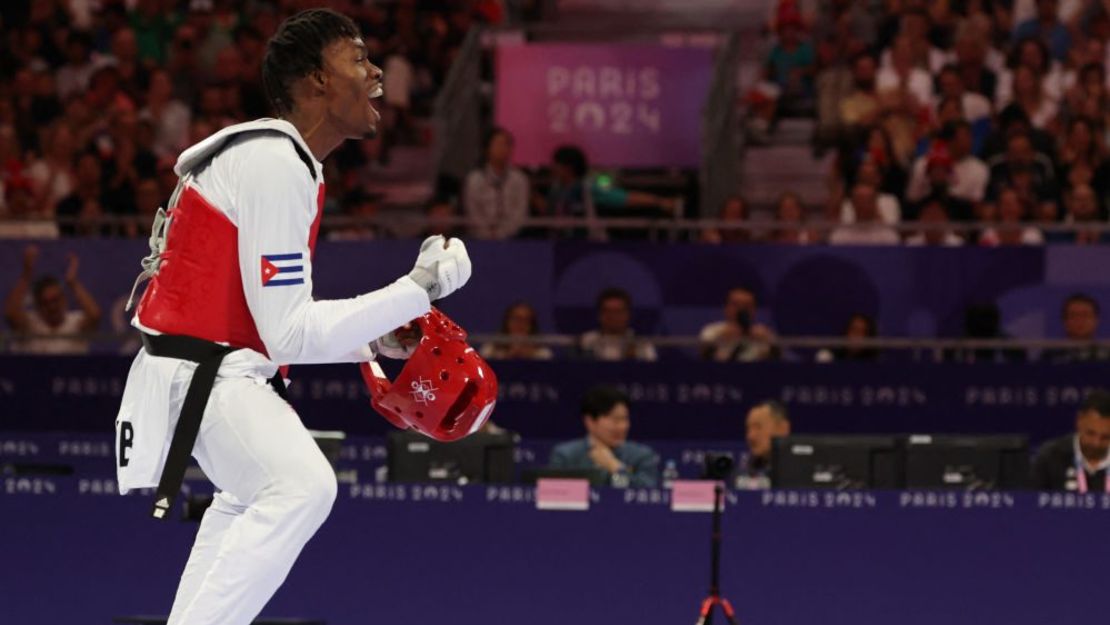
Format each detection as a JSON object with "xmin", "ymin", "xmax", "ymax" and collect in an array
[{"xmin": 283, "ymin": 110, "xmax": 343, "ymax": 162}]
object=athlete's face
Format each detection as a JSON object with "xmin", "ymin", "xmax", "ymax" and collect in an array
[{"xmin": 321, "ymin": 37, "xmax": 382, "ymax": 138}]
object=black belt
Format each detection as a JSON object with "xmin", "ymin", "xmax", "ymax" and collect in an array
[{"xmin": 141, "ymin": 333, "xmax": 287, "ymax": 520}]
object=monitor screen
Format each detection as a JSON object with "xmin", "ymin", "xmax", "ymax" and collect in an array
[
  {"xmin": 903, "ymin": 434, "xmax": 1029, "ymax": 490},
  {"xmin": 771, "ymin": 435, "xmax": 903, "ymax": 489},
  {"xmin": 387, "ymin": 430, "xmax": 516, "ymax": 484}
]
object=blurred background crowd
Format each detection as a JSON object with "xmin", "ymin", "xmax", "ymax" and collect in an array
[
  {"xmin": 0, "ymin": 0, "xmax": 1106, "ymax": 246},
  {"xmin": 2, "ymin": 0, "xmax": 1110, "ymax": 362}
]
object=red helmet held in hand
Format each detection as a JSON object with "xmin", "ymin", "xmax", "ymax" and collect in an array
[{"xmin": 360, "ymin": 308, "xmax": 498, "ymax": 442}]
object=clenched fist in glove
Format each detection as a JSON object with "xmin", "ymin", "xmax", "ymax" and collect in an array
[{"xmin": 407, "ymin": 235, "xmax": 471, "ymax": 301}]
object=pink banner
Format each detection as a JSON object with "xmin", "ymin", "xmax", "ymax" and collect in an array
[
  {"xmin": 671, "ymin": 480, "xmax": 720, "ymax": 512},
  {"xmin": 495, "ymin": 43, "xmax": 714, "ymax": 168},
  {"xmin": 535, "ymin": 478, "xmax": 591, "ymax": 511}
]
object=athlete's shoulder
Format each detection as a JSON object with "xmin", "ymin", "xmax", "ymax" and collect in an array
[
  {"xmin": 175, "ymin": 118, "xmax": 319, "ymax": 182},
  {"xmin": 222, "ymin": 131, "xmax": 315, "ymax": 182}
]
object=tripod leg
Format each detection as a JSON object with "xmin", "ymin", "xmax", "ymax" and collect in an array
[
  {"xmin": 695, "ymin": 597, "xmax": 714, "ymax": 625},
  {"xmin": 720, "ymin": 598, "xmax": 739, "ymax": 625}
]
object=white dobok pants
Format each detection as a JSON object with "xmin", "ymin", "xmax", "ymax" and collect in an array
[{"xmin": 164, "ymin": 375, "xmax": 336, "ymax": 625}]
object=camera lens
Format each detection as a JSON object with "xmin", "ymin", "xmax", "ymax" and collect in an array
[{"xmin": 703, "ymin": 453, "xmax": 735, "ymax": 480}]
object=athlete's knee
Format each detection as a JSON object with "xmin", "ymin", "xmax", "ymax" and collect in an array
[
  {"xmin": 309, "ymin": 464, "xmax": 338, "ymax": 516},
  {"xmin": 278, "ymin": 456, "xmax": 337, "ymax": 527}
]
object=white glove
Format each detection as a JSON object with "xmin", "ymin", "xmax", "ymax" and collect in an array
[{"xmin": 407, "ymin": 235, "xmax": 471, "ymax": 301}]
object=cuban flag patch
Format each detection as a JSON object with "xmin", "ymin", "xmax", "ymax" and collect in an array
[{"xmin": 261, "ymin": 252, "xmax": 305, "ymax": 287}]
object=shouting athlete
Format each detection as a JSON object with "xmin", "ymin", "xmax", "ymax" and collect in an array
[{"xmin": 114, "ymin": 9, "xmax": 471, "ymax": 624}]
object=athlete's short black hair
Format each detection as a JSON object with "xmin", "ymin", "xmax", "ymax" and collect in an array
[{"xmin": 262, "ymin": 8, "xmax": 360, "ymax": 116}]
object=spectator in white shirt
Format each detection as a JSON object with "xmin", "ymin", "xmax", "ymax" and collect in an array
[
  {"xmin": 841, "ymin": 160, "xmax": 901, "ymax": 225},
  {"xmin": 55, "ymin": 31, "xmax": 98, "ymax": 101},
  {"xmin": 579, "ymin": 287, "xmax": 657, "ymax": 362},
  {"xmin": 879, "ymin": 9, "xmax": 947, "ymax": 74},
  {"xmin": 949, "ymin": 22, "xmax": 1003, "ymax": 100},
  {"xmin": 27, "ymin": 122, "xmax": 78, "ymax": 215},
  {"xmin": 936, "ymin": 65, "xmax": 992, "ymax": 123},
  {"xmin": 699, "ymin": 287, "xmax": 776, "ymax": 362},
  {"xmin": 995, "ymin": 37, "xmax": 1065, "ymax": 110},
  {"xmin": 4, "ymin": 245, "xmax": 101, "ymax": 354},
  {"xmin": 140, "ymin": 69, "xmax": 191, "ymax": 157},
  {"xmin": 877, "ymin": 35, "xmax": 934, "ymax": 108},
  {"xmin": 0, "ymin": 178, "xmax": 59, "ymax": 239},
  {"xmin": 480, "ymin": 301, "xmax": 554, "ymax": 361},
  {"xmin": 769, "ymin": 192, "xmax": 814, "ymax": 244},
  {"xmin": 906, "ymin": 121, "xmax": 990, "ymax": 205},
  {"xmin": 979, "ymin": 187, "xmax": 1046, "ymax": 246},
  {"xmin": 829, "ymin": 182, "xmax": 902, "ymax": 245},
  {"xmin": 464, "ymin": 127, "xmax": 530, "ymax": 240}
]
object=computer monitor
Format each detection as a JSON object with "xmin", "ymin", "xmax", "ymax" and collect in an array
[
  {"xmin": 386, "ymin": 430, "xmax": 515, "ymax": 484},
  {"xmin": 903, "ymin": 434, "xmax": 1029, "ymax": 490},
  {"xmin": 771, "ymin": 435, "xmax": 903, "ymax": 489},
  {"xmin": 308, "ymin": 430, "xmax": 345, "ymax": 468}
]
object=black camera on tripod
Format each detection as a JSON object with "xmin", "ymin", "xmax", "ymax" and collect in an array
[
  {"xmin": 694, "ymin": 452, "xmax": 739, "ymax": 625},
  {"xmin": 702, "ymin": 452, "xmax": 735, "ymax": 481}
]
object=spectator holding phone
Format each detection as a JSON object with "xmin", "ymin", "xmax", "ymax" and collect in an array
[{"xmin": 699, "ymin": 287, "xmax": 777, "ymax": 362}]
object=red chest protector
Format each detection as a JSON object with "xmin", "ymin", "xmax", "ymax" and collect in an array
[{"xmin": 133, "ymin": 124, "xmax": 324, "ymax": 360}]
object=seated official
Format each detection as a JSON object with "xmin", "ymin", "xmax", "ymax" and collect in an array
[
  {"xmin": 735, "ymin": 401, "xmax": 791, "ymax": 490},
  {"xmin": 549, "ymin": 386, "xmax": 659, "ymax": 488},
  {"xmin": 1031, "ymin": 390, "xmax": 1110, "ymax": 492}
]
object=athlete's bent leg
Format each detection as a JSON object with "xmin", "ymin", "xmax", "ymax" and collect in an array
[{"xmin": 167, "ymin": 377, "xmax": 337, "ymax": 625}]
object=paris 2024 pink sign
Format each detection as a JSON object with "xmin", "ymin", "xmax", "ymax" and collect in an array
[{"xmin": 495, "ymin": 43, "xmax": 714, "ymax": 168}]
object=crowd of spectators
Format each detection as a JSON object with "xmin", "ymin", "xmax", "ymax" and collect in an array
[
  {"xmin": 0, "ymin": 0, "xmax": 506, "ymax": 239},
  {"xmin": 743, "ymin": 0, "xmax": 1110, "ymax": 246},
  {"xmin": 4, "ymin": 0, "xmax": 1109, "ymax": 246},
  {"xmin": 467, "ymin": 283, "xmax": 1110, "ymax": 365}
]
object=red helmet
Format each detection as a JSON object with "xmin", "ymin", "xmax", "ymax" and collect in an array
[{"xmin": 360, "ymin": 308, "xmax": 498, "ymax": 442}]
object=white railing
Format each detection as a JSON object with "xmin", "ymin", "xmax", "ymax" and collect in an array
[
  {"xmin": 2, "ymin": 332, "xmax": 1107, "ymax": 356},
  {"xmin": 10, "ymin": 214, "xmax": 1110, "ymax": 241}
]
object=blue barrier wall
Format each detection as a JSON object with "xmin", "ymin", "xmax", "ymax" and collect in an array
[
  {"xmin": 0, "ymin": 356, "xmax": 1096, "ymax": 446},
  {"xmin": 0, "ymin": 480, "xmax": 1105, "ymax": 625},
  {"xmin": 6, "ymin": 241, "xmax": 1110, "ymax": 345}
]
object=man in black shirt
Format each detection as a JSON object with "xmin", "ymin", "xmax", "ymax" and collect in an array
[{"xmin": 1031, "ymin": 390, "xmax": 1110, "ymax": 492}]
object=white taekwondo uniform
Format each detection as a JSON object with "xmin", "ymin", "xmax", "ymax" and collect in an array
[{"xmin": 114, "ymin": 119, "xmax": 431, "ymax": 625}]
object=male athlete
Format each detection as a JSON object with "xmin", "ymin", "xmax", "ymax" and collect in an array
[{"xmin": 114, "ymin": 9, "xmax": 470, "ymax": 624}]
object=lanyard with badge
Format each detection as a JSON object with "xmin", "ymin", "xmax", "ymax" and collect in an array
[{"xmin": 1073, "ymin": 448, "xmax": 1110, "ymax": 494}]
